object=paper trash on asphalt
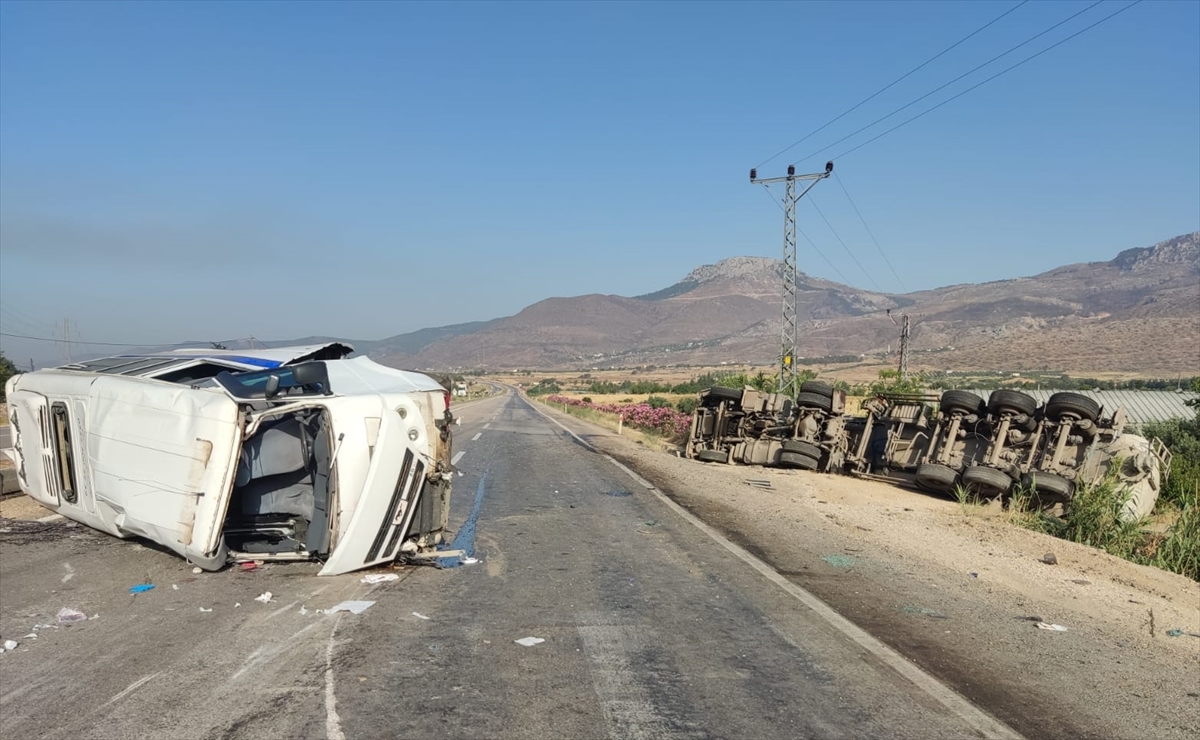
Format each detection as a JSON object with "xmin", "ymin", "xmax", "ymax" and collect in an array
[
  {"xmin": 515, "ymin": 637, "xmax": 545, "ymax": 647},
  {"xmin": 56, "ymin": 607, "xmax": 87, "ymax": 624},
  {"xmin": 361, "ymin": 573, "xmax": 400, "ymax": 584},
  {"xmin": 1036, "ymin": 622, "xmax": 1068, "ymax": 631},
  {"xmin": 325, "ymin": 600, "xmax": 375, "ymax": 615},
  {"xmin": 254, "ymin": 592, "xmax": 274, "ymax": 603}
]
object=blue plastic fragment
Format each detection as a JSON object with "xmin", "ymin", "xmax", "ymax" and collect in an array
[{"xmin": 129, "ymin": 584, "xmax": 155, "ymax": 594}]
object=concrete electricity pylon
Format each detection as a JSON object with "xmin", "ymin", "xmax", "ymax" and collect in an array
[{"xmin": 750, "ymin": 161, "xmax": 833, "ymax": 398}]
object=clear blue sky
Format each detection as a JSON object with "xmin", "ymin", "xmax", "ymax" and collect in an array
[{"xmin": 1, "ymin": 0, "xmax": 1197, "ymax": 365}]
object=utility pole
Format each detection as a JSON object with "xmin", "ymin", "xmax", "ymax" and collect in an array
[
  {"xmin": 887, "ymin": 309, "xmax": 911, "ymax": 380},
  {"xmin": 751, "ymin": 161, "xmax": 833, "ymax": 398}
]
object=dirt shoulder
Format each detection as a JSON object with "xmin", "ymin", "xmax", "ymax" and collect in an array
[{"xmin": 546, "ymin": 407, "xmax": 1200, "ymax": 740}]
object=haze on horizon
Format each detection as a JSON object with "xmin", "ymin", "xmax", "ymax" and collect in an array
[{"xmin": 1, "ymin": 1, "xmax": 1197, "ymax": 368}]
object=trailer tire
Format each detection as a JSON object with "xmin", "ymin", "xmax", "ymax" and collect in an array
[
  {"xmin": 1045, "ymin": 392, "xmax": 1100, "ymax": 423},
  {"xmin": 779, "ymin": 451, "xmax": 819, "ymax": 470},
  {"xmin": 695, "ymin": 449, "xmax": 730, "ymax": 464},
  {"xmin": 1021, "ymin": 471, "xmax": 1074, "ymax": 502},
  {"xmin": 915, "ymin": 463, "xmax": 959, "ymax": 494},
  {"xmin": 706, "ymin": 387, "xmax": 743, "ymax": 402},
  {"xmin": 782, "ymin": 440, "xmax": 822, "ymax": 458},
  {"xmin": 961, "ymin": 465, "xmax": 1013, "ymax": 498},
  {"xmin": 799, "ymin": 380, "xmax": 835, "ymax": 397},
  {"xmin": 795, "ymin": 392, "xmax": 833, "ymax": 413},
  {"xmin": 940, "ymin": 390, "xmax": 985, "ymax": 416},
  {"xmin": 987, "ymin": 389, "xmax": 1037, "ymax": 417}
]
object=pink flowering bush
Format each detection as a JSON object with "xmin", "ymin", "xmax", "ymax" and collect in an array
[{"xmin": 547, "ymin": 395, "xmax": 692, "ymax": 441}]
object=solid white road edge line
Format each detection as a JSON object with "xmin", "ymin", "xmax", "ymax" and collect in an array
[{"xmin": 529, "ymin": 396, "xmax": 1025, "ymax": 740}]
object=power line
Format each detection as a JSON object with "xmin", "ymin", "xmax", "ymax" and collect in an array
[
  {"xmin": 833, "ymin": 171, "xmax": 907, "ymax": 293},
  {"xmin": 790, "ymin": 0, "xmax": 1107, "ymax": 167},
  {"xmin": 756, "ymin": 0, "xmax": 1030, "ymax": 169},
  {"xmin": 0, "ymin": 301, "xmax": 55, "ymax": 334},
  {"xmin": 758, "ymin": 186, "xmax": 856, "ymax": 286},
  {"xmin": 807, "ymin": 196, "xmax": 883, "ymax": 292},
  {"xmin": 831, "ymin": 0, "xmax": 1143, "ymax": 162},
  {"xmin": 0, "ymin": 331, "xmax": 257, "ymax": 349}
]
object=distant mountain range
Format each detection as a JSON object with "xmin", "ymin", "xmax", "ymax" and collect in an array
[
  {"xmin": 83, "ymin": 232, "xmax": 1200, "ymax": 375},
  {"xmin": 346, "ymin": 231, "xmax": 1196, "ymax": 374}
]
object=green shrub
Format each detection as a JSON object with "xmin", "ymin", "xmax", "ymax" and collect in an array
[
  {"xmin": 676, "ymin": 398, "xmax": 698, "ymax": 415},
  {"xmin": 646, "ymin": 396, "xmax": 672, "ymax": 409},
  {"xmin": 1139, "ymin": 417, "xmax": 1200, "ymax": 510}
]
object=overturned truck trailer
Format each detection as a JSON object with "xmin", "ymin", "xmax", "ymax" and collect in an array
[{"xmin": 685, "ymin": 385, "xmax": 1170, "ymax": 520}]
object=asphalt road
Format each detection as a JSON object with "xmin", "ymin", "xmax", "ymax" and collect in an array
[{"xmin": 0, "ymin": 391, "xmax": 1020, "ymax": 740}]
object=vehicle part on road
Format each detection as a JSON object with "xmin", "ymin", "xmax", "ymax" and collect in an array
[
  {"xmin": 779, "ymin": 451, "xmax": 819, "ymax": 470},
  {"xmin": 1036, "ymin": 622, "xmax": 1068, "ymax": 631},
  {"xmin": 129, "ymin": 583, "xmax": 155, "ymax": 594},
  {"xmin": 362, "ymin": 573, "xmax": 401, "ymax": 584}
]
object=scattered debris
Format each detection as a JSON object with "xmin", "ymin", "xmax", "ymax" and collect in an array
[
  {"xmin": 1036, "ymin": 622, "xmax": 1068, "ymax": 632},
  {"xmin": 515, "ymin": 637, "xmax": 545, "ymax": 647},
  {"xmin": 412, "ymin": 612, "xmax": 431, "ymax": 620},
  {"xmin": 3, "ymin": 639, "xmax": 17, "ymax": 650},
  {"xmin": 1017, "ymin": 615, "xmax": 1044, "ymax": 622},
  {"xmin": 234, "ymin": 603, "xmax": 241, "ymax": 608},
  {"xmin": 129, "ymin": 584, "xmax": 155, "ymax": 594},
  {"xmin": 254, "ymin": 592, "xmax": 273, "ymax": 603},
  {"xmin": 1070, "ymin": 579, "xmax": 1091, "ymax": 585},
  {"xmin": 56, "ymin": 607, "xmax": 87, "ymax": 624},
  {"xmin": 199, "ymin": 607, "xmax": 212, "ymax": 613},
  {"xmin": 325, "ymin": 600, "xmax": 375, "ymax": 615},
  {"xmin": 172, "ymin": 584, "xmax": 179, "ymax": 590},
  {"xmin": 240, "ymin": 562, "xmax": 258, "ymax": 572},
  {"xmin": 1167, "ymin": 629, "xmax": 1184, "ymax": 637},
  {"xmin": 462, "ymin": 557, "xmax": 479, "ymax": 565},
  {"xmin": 821, "ymin": 554, "xmax": 857, "ymax": 568},
  {"xmin": 361, "ymin": 573, "xmax": 400, "ymax": 584},
  {"xmin": 743, "ymin": 479, "xmax": 773, "ymax": 489},
  {"xmin": 22, "ymin": 633, "xmax": 37, "ymax": 639},
  {"xmin": 1040, "ymin": 553, "xmax": 1058, "ymax": 565},
  {"xmin": 192, "ymin": 567, "xmax": 203, "ymax": 575},
  {"xmin": 969, "ymin": 572, "xmax": 979, "ymax": 578},
  {"xmin": 299, "ymin": 606, "xmax": 309, "ymax": 616}
]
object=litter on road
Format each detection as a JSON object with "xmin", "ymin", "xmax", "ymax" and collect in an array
[
  {"xmin": 254, "ymin": 592, "xmax": 274, "ymax": 603},
  {"xmin": 129, "ymin": 584, "xmax": 155, "ymax": 594},
  {"xmin": 412, "ymin": 612, "xmax": 431, "ymax": 620},
  {"xmin": 3, "ymin": 639, "xmax": 17, "ymax": 650},
  {"xmin": 361, "ymin": 573, "xmax": 400, "ymax": 584},
  {"xmin": 1037, "ymin": 622, "xmax": 1069, "ymax": 631},
  {"xmin": 325, "ymin": 600, "xmax": 375, "ymax": 615},
  {"xmin": 199, "ymin": 607, "xmax": 213, "ymax": 613},
  {"xmin": 56, "ymin": 607, "xmax": 87, "ymax": 624},
  {"xmin": 515, "ymin": 637, "xmax": 545, "ymax": 647}
]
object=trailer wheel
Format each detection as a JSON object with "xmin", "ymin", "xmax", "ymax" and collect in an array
[
  {"xmin": 961, "ymin": 465, "xmax": 1013, "ymax": 498},
  {"xmin": 795, "ymin": 392, "xmax": 833, "ymax": 413},
  {"xmin": 915, "ymin": 463, "xmax": 959, "ymax": 494},
  {"xmin": 1045, "ymin": 392, "xmax": 1100, "ymax": 423},
  {"xmin": 1021, "ymin": 471, "xmax": 1074, "ymax": 502},
  {"xmin": 779, "ymin": 451, "xmax": 819, "ymax": 470},
  {"xmin": 987, "ymin": 389, "xmax": 1037, "ymax": 417},
  {"xmin": 782, "ymin": 439, "xmax": 822, "ymax": 458},
  {"xmin": 695, "ymin": 449, "xmax": 730, "ymax": 464},
  {"xmin": 939, "ymin": 390, "xmax": 985, "ymax": 416},
  {"xmin": 799, "ymin": 380, "xmax": 835, "ymax": 397},
  {"xmin": 705, "ymin": 386, "xmax": 743, "ymax": 402}
]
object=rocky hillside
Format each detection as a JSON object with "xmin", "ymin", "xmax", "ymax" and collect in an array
[{"xmin": 365, "ymin": 232, "xmax": 1198, "ymax": 374}]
